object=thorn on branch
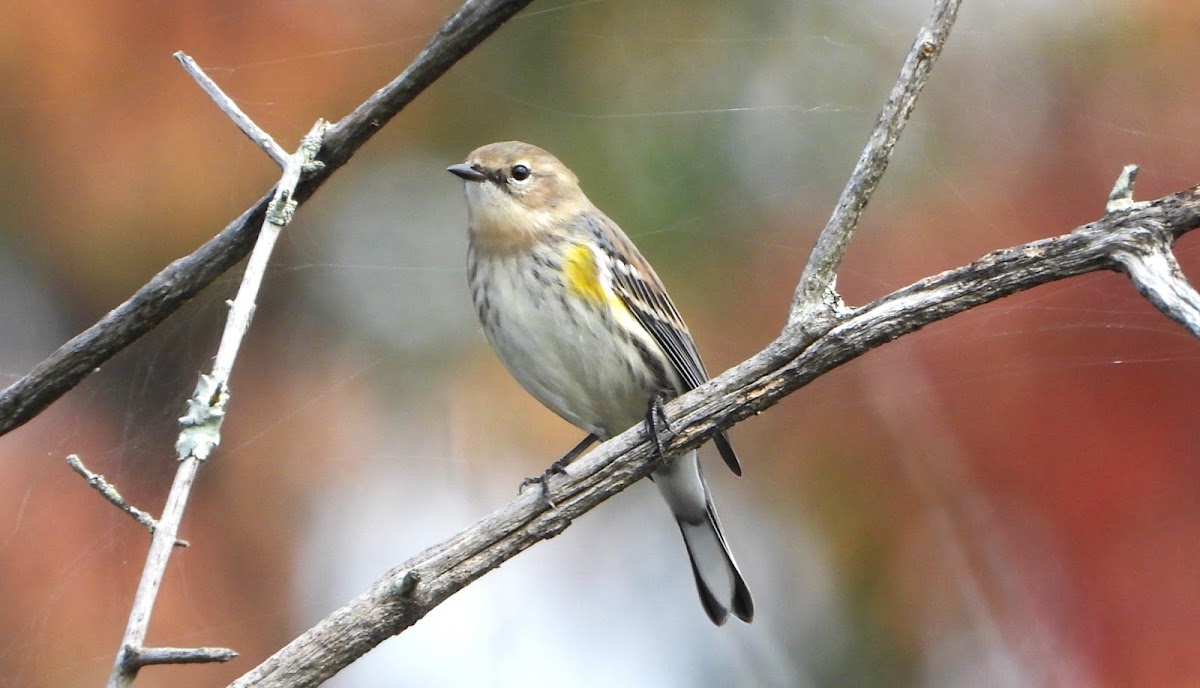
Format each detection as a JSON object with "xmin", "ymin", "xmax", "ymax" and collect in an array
[
  {"xmin": 123, "ymin": 644, "xmax": 238, "ymax": 669},
  {"xmin": 918, "ymin": 32, "xmax": 940, "ymax": 58},
  {"xmin": 392, "ymin": 570, "xmax": 421, "ymax": 599},
  {"xmin": 65, "ymin": 454, "xmax": 189, "ymax": 547},
  {"xmin": 1106, "ymin": 164, "xmax": 1150, "ymax": 214}
]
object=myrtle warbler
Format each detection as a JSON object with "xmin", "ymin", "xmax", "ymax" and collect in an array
[{"xmin": 448, "ymin": 141, "xmax": 753, "ymax": 625}]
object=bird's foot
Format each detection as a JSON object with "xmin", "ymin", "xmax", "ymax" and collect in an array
[
  {"xmin": 645, "ymin": 393, "xmax": 678, "ymax": 467},
  {"xmin": 520, "ymin": 462, "xmax": 571, "ymax": 509},
  {"xmin": 519, "ymin": 433, "xmax": 599, "ymax": 508}
]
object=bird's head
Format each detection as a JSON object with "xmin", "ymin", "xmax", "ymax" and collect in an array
[{"xmin": 448, "ymin": 141, "xmax": 591, "ymax": 244}]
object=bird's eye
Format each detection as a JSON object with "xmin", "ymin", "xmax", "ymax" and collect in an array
[{"xmin": 510, "ymin": 164, "xmax": 531, "ymax": 181}]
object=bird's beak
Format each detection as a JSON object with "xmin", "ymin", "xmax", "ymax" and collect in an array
[{"xmin": 447, "ymin": 163, "xmax": 487, "ymax": 182}]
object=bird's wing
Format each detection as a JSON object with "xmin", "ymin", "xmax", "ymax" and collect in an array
[{"xmin": 589, "ymin": 214, "xmax": 743, "ymax": 476}]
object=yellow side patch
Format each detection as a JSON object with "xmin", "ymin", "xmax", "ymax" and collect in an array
[{"xmin": 563, "ymin": 243, "xmax": 608, "ymax": 306}]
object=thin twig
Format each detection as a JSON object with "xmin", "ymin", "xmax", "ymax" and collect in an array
[
  {"xmin": 130, "ymin": 646, "xmax": 238, "ymax": 666},
  {"xmin": 124, "ymin": 643, "xmax": 241, "ymax": 667},
  {"xmin": 65, "ymin": 454, "xmax": 188, "ymax": 547},
  {"xmin": 789, "ymin": 0, "xmax": 962, "ymax": 327},
  {"xmin": 0, "ymin": 0, "xmax": 535, "ymax": 438},
  {"xmin": 65, "ymin": 455, "xmax": 159, "ymax": 533},
  {"xmin": 174, "ymin": 52, "xmax": 288, "ymax": 167},
  {"xmin": 107, "ymin": 121, "xmax": 326, "ymax": 688}
]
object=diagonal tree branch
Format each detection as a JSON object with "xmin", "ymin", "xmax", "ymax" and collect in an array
[
  {"xmin": 229, "ymin": 184, "xmax": 1200, "ymax": 687},
  {"xmin": 0, "ymin": 0, "xmax": 535, "ymax": 438},
  {"xmin": 7, "ymin": 0, "xmax": 1196, "ymax": 682},
  {"xmin": 790, "ymin": 0, "xmax": 961, "ymax": 327},
  {"xmin": 229, "ymin": 1, "xmax": 973, "ymax": 685},
  {"xmin": 225, "ymin": 0, "xmax": 1200, "ymax": 679}
]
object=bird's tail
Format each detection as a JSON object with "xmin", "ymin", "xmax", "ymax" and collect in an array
[{"xmin": 652, "ymin": 450, "xmax": 754, "ymax": 625}]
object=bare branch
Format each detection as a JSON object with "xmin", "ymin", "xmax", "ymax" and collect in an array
[
  {"xmin": 1113, "ymin": 238, "xmax": 1200, "ymax": 337},
  {"xmin": 0, "ymin": 0, "xmax": 535, "ymax": 438},
  {"xmin": 107, "ymin": 121, "xmax": 326, "ymax": 688},
  {"xmin": 65, "ymin": 454, "xmax": 188, "ymax": 547},
  {"xmin": 129, "ymin": 646, "xmax": 238, "ymax": 667},
  {"xmin": 174, "ymin": 51, "xmax": 288, "ymax": 167},
  {"xmin": 790, "ymin": 0, "xmax": 962, "ymax": 326},
  {"xmin": 8, "ymin": 0, "xmax": 1193, "ymax": 683},
  {"xmin": 230, "ymin": 3, "xmax": 972, "ymax": 684},
  {"xmin": 229, "ymin": 184, "xmax": 1200, "ymax": 687},
  {"xmin": 66, "ymin": 453, "xmax": 157, "ymax": 533}
]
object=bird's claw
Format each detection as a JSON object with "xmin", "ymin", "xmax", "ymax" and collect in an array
[
  {"xmin": 645, "ymin": 393, "xmax": 678, "ymax": 467},
  {"xmin": 520, "ymin": 461, "xmax": 570, "ymax": 509}
]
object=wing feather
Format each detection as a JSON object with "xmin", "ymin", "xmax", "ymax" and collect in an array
[{"xmin": 584, "ymin": 213, "xmax": 743, "ymax": 476}]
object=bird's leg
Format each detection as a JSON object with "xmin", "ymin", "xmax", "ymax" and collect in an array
[
  {"xmin": 645, "ymin": 392, "xmax": 678, "ymax": 466},
  {"xmin": 553, "ymin": 433, "xmax": 600, "ymax": 472},
  {"xmin": 520, "ymin": 433, "xmax": 599, "ymax": 505}
]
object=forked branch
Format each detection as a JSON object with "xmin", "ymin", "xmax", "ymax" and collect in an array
[
  {"xmin": 4, "ymin": 0, "xmax": 1196, "ymax": 684},
  {"xmin": 106, "ymin": 116, "xmax": 326, "ymax": 688},
  {"xmin": 0, "ymin": 0, "xmax": 536, "ymax": 437},
  {"xmin": 228, "ymin": 175, "xmax": 1200, "ymax": 687}
]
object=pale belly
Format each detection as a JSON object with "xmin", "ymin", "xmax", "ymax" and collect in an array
[{"xmin": 470, "ymin": 253, "xmax": 676, "ymax": 438}]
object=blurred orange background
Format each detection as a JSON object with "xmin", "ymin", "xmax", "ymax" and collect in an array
[{"xmin": 1, "ymin": 0, "xmax": 1199, "ymax": 686}]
